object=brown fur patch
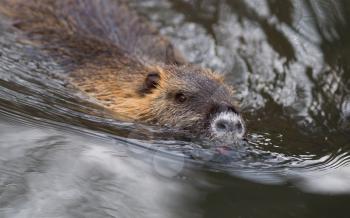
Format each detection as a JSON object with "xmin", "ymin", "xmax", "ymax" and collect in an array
[{"xmin": 0, "ymin": 0, "xmax": 240, "ymax": 133}]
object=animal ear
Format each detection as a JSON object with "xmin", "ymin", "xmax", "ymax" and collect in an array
[{"xmin": 139, "ymin": 72, "xmax": 160, "ymax": 95}]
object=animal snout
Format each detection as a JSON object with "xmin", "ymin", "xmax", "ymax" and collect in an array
[
  {"xmin": 215, "ymin": 119, "xmax": 243, "ymax": 133},
  {"xmin": 210, "ymin": 111, "xmax": 245, "ymax": 140}
]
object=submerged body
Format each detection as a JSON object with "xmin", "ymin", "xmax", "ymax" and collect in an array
[{"xmin": 0, "ymin": 0, "xmax": 245, "ymax": 141}]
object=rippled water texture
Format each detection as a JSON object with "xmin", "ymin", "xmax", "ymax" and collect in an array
[{"xmin": 0, "ymin": 0, "xmax": 350, "ymax": 217}]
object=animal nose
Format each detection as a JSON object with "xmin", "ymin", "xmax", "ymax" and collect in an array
[
  {"xmin": 210, "ymin": 111, "xmax": 245, "ymax": 140},
  {"xmin": 215, "ymin": 119, "xmax": 243, "ymax": 133}
]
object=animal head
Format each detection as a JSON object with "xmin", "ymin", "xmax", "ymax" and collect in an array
[
  {"xmin": 139, "ymin": 64, "xmax": 246, "ymax": 142},
  {"xmin": 71, "ymin": 62, "xmax": 245, "ymax": 142}
]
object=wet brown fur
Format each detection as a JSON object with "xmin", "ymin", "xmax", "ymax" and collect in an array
[{"xmin": 0, "ymin": 0, "xmax": 238, "ymax": 133}]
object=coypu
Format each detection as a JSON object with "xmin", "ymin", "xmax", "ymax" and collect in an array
[{"xmin": 0, "ymin": 0, "xmax": 245, "ymax": 141}]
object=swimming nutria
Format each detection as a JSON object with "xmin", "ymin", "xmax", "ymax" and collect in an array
[{"xmin": 0, "ymin": 0, "xmax": 245, "ymax": 141}]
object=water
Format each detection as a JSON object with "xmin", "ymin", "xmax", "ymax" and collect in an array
[{"xmin": 0, "ymin": 0, "xmax": 350, "ymax": 217}]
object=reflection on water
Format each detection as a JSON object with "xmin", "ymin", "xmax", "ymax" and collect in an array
[
  {"xmin": 0, "ymin": 0, "xmax": 350, "ymax": 217},
  {"xmin": 0, "ymin": 118, "xmax": 200, "ymax": 218}
]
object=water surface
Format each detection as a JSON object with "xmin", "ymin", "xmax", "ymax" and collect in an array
[{"xmin": 0, "ymin": 0, "xmax": 350, "ymax": 217}]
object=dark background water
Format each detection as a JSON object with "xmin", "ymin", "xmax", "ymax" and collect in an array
[{"xmin": 0, "ymin": 0, "xmax": 350, "ymax": 217}]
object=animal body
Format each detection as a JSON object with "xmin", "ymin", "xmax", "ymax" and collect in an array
[{"xmin": 0, "ymin": 0, "xmax": 245, "ymax": 141}]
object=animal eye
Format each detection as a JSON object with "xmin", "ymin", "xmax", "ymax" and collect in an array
[{"xmin": 175, "ymin": 92, "xmax": 187, "ymax": 103}]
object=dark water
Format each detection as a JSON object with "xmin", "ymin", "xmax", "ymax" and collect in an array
[{"xmin": 0, "ymin": 0, "xmax": 350, "ymax": 217}]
